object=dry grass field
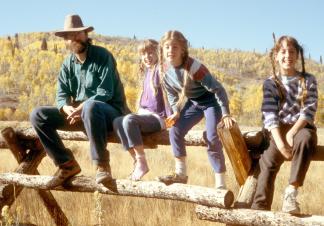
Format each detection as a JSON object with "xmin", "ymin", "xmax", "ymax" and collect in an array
[{"xmin": 0, "ymin": 122, "xmax": 323, "ymax": 226}]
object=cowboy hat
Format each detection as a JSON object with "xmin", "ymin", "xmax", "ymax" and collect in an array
[{"xmin": 54, "ymin": 14, "xmax": 94, "ymax": 37}]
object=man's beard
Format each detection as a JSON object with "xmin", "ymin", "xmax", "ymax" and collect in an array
[{"xmin": 68, "ymin": 40, "xmax": 88, "ymax": 54}]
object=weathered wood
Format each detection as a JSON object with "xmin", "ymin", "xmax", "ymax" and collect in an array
[
  {"xmin": 0, "ymin": 128, "xmax": 69, "ymax": 226},
  {"xmin": 234, "ymin": 162, "xmax": 260, "ymax": 208},
  {"xmin": 0, "ymin": 173, "xmax": 234, "ymax": 208},
  {"xmin": 195, "ymin": 205, "xmax": 324, "ymax": 226},
  {"xmin": 1, "ymin": 126, "xmax": 323, "ymax": 160},
  {"xmin": 217, "ymin": 122, "xmax": 251, "ymax": 186},
  {"xmin": 1, "ymin": 127, "xmax": 26, "ymax": 161},
  {"xmin": 0, "ymin": 126, "xmax": 206, "ymax": 149}
]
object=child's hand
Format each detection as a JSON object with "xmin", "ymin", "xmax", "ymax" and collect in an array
[
  {"xmin": 286, "ymin": 130, "xmax": 296, "ymax": 147},
  {"xmin": 165, "ymin": 112, "xmax": 180, "ymax": 128},
  {"xmin": 222, "ymin": 115, "xmax": 235, "ymax": 129},
  {"xmin": 278, "ymin": 144, "xmax": 293, "ymax": 160}
]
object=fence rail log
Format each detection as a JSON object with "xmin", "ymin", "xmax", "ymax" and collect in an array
[
  {"xmin": 0, "ymin": 126, "xmax": 207, "ymax": 149},
  {"xmin": 1, "ymin": 126, "xmax": 323, "ymax": 160},
  {"xmin": 195, "ymin": 205, "xmax": 324, "ymax": 226},
  {"xmin": 0, "ymin": 173, "xmax": 234, "ymax": 208}
]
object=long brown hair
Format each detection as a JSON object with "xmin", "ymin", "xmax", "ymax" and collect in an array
[
  {"xmin": 270, "ymin": 35, "xmax": 307, "ymax": 107},
  {"xmin": 159, "ymin": 30, "xmax": 190, "ymax": 111},
  {"xmin": 138, "ymin": 39, "xmax": 159, "ymax": 96}
]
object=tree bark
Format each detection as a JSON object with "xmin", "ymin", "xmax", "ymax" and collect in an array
[
  {"xmin": 234, "ymin": 162, "xmax": 260, "ymax": 208},
  {"xmin": 0, "ymin": 173, "xmax": 234, "ymax": 208},
  {"xmin": 195, "ymin": 205, "xmax": 324, "ymax": 226},
  {"xmin": 0, "ymin": 126, "xmax": 207, "ymax": 149}
]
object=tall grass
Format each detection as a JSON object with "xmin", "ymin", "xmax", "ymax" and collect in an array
[{"xmin": 0, "ymin": 127, "xmax": 323, "ymax": 226}]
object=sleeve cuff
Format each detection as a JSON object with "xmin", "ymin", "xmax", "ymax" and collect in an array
[
  {"xmin": 220, "ymin": 106, "xmax": 230, "ymax": 116},
  {"xmin": 299, "ymin": 114, "xmax": 314, "ymax": 124}
]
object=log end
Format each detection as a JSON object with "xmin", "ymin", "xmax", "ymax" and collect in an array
[{"xmin": 224, "ymin": 189, "xmax": 235, "ymax": 208}]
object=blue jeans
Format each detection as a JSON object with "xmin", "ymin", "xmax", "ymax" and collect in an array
[
  {"xmin": 113, "ymin": 114, "xmax": 162, "ymax": 150},
  {"xmin": 30, "ymin": 100, "xmax": 121, "ymax": 166},
  {"xmin": 169, "ymin": 99, "xmax": 226, "ymax": 173}
]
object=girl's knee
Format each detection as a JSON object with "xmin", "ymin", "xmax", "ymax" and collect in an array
[{"xmin": 122, "ymin": 114, "xmax": 138, "ymax": 128}]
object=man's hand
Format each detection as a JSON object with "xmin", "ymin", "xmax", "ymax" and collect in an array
[
  {"xmin": 63, "ymin": 105, "xmax": 83, "ymax": 125},
  {"xmin": 62, "ymin": 105, "xmax": 76, "ymax": 117}
]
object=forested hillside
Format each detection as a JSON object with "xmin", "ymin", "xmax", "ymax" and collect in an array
[{"xmin": 0, "ymin": 32, "xmax": 323, "ymax": 126}]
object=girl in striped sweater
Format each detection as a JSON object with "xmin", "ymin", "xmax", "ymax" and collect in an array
[
  {"xmin": 156, "ymin": 30, "xmax": 234, "ymax": 189},
  {"xmin": 251, "ymin": 36, "xmax": 318, "ymax": 214}
]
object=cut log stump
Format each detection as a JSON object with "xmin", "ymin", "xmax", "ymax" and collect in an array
[{"xmin": 217, "ymin": 122, "xmax": 251, "ymax": 186}]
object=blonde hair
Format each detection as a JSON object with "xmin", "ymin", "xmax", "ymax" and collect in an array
[
  {"xmin": 159, "ymin": 30, "xmax": 190, "ymax": 112},
  {"xmin": 159, "ymin": 30, "xmax": 189, "ymax": 75}
]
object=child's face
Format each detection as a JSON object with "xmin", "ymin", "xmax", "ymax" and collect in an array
[
  {"xmin": 141, "ymin": 49, "xmax": 158, "ymax": 69},
  {"xmin": 163, "ymin": 40, "xmax": 184, "ymax": 67},
  {"xmin": 275, "ymin": 40, "xmax": 298, "ymax": 74}
]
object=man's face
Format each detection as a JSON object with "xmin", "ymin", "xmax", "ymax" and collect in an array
[{"xmin": 64, "ymin": 31, "xmax": 88, "ymax": 54}]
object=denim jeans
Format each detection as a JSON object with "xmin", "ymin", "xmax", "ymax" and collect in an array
[
  {"xmin": 30, "ymin": 100, "xmax": 121, "ymax": 166},
  {"xmin": 169, "ymin": 98, "xmax": 226, "ymax": 173},
  {"xmin": 113, "ymin": 113, "xmax": 162, "ymax": 150}
]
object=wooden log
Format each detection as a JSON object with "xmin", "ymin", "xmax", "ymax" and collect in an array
[
  {"xmin": 217, "ymin": 122, "xmax": 251, "ymax": 186},
  {"xmin": 1, "ymin": 126, "xmax": 323, "ymax": 161},
  {"xmin": 0, "ymin": 128, "xmax": 69, "ymax": 226},
  {"xmin": 0, "ymin": 126, "xmax": 207, "ymax": 149},
  {"xmin": 1, "ymin": 127, "xmax": 26, "ymax": 161},
  {"xmin": 195, "ymin": 205, "xmax": 324, "ymax": 226},
  {"xmin": 234, "ymin": 162, "xmax": 260, "ymax": 208},
  {"xmin": 0, "ymin": 173, "xmax": 234, "ymax": 208}
]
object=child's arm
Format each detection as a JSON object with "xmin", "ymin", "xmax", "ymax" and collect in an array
[
  {"xmin": 286, "ymin": 119, "xmax": 308, "ymax": 147},
  {"xmin": 199, "ymin": 73, "xmax": 230, "ymax": 116},
  {"xmin": 262, "ymin": 79, "xmax": 293, "ymax": 159},
  {"xmin": 271, "ymin": 127, "xmax": 293, "ymax": 160}
]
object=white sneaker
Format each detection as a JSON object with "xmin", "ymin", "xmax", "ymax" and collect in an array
[{"xmin": 282, "ymin": 188, "xmax": 300, "ymax": 214}]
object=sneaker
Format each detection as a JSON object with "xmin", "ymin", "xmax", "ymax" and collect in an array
[
  {"xmin": 156, "ymin": 173, "xmax": 188, "ymax": 185},
  {"xmin": 96, "ymin": 165, "xmax": 113, "ymax": 184},
  {"xmin": 47, "ymin": 159, "xmax": 81, "ymax": 188},
  {"xmin": 282, "ymin": 188, "xmax": 300, "ymax": 214}
]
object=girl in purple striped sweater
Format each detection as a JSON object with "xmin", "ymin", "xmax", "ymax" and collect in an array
[
  {"xmin": 113, "ymin": 39, "xmax": 170, "ymax": 181},
  {"xmin": 251, "ymin": 36, "xmax": 318, "ymax": 214}
]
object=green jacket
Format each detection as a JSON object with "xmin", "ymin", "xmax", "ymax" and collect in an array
[{"xmin": 56, "ymin": 44, "xmax": 129, "ymax": 115}]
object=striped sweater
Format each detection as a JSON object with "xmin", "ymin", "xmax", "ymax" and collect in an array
[
  {"xmin": 262, "ymin": 73, "xmax": 318, "ymax": 130},
  {"xmin": 162, "ymin": 57, "xmax": 230, "ymax": 115}
]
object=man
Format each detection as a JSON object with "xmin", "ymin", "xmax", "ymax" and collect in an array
[{"xmin": 30, "ymin": 14, "xmax": 129, "ymax": 187}]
